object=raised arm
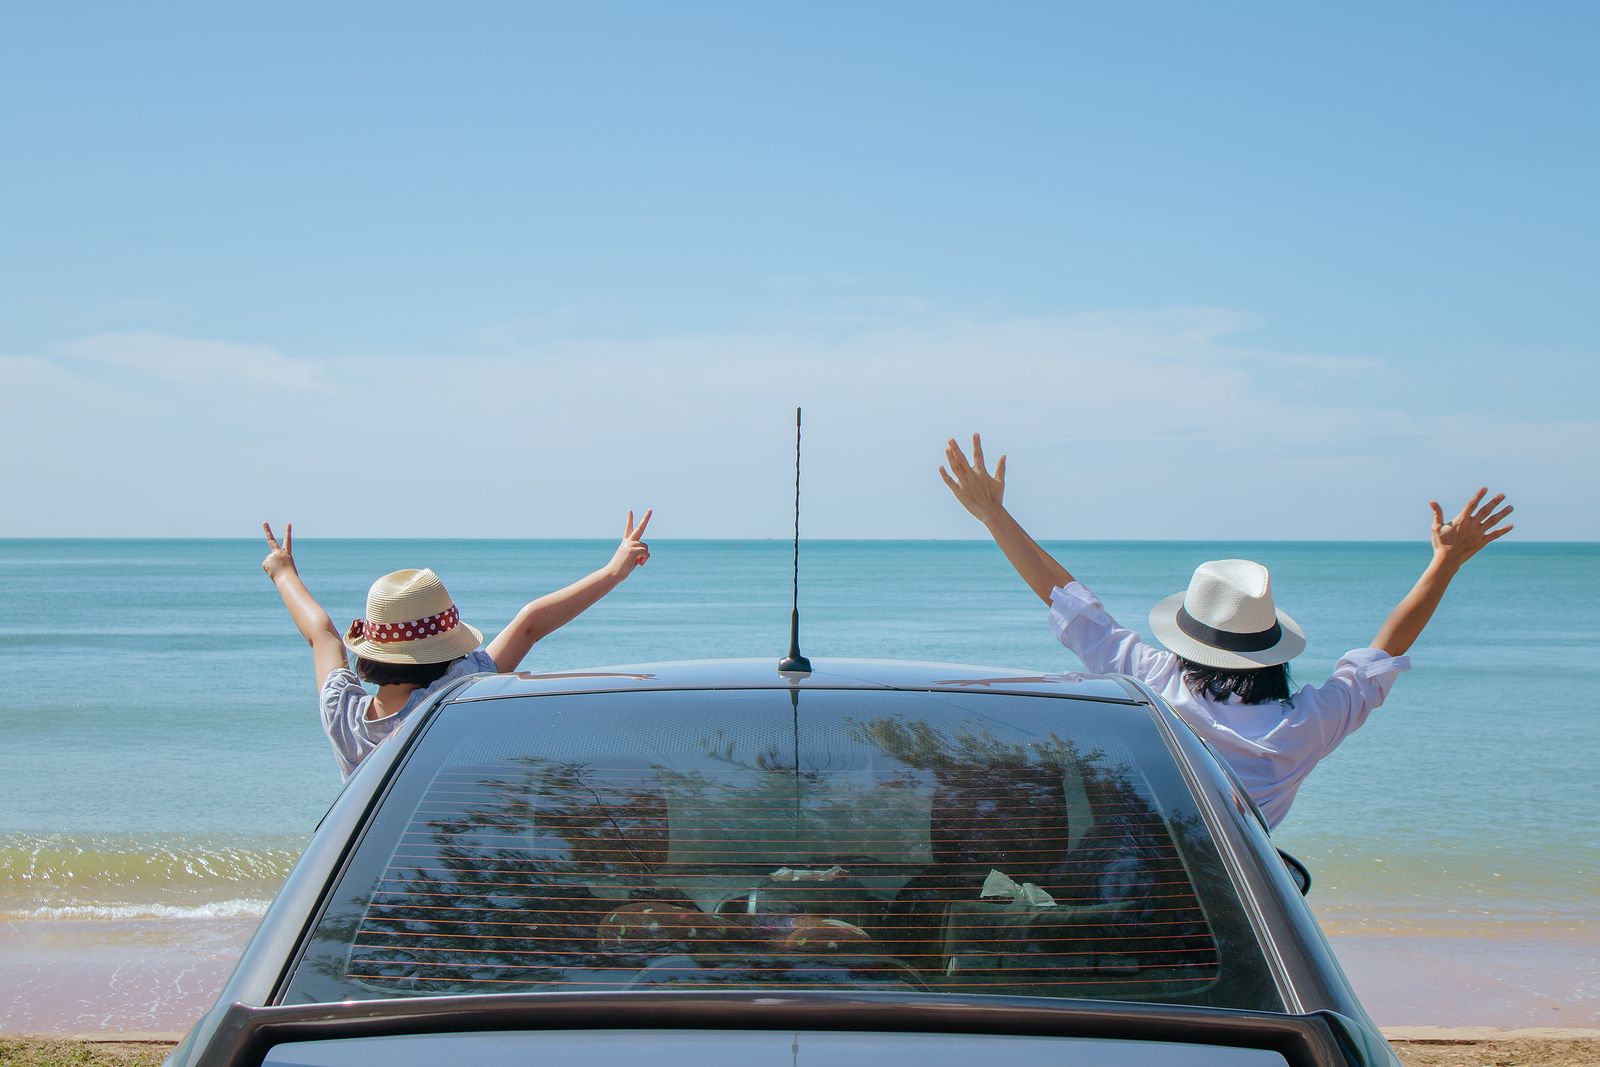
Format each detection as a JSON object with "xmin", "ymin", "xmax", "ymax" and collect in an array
[
  {"xmin": 261, "ymin": 522, "xmax": 349, "ymax": 688},
  {"xmin": 1371, "ymin": 488, "xmax": 1514, "ymax": 656},
  {"xmin": 486, "ymin": 509, "xmax": 652, "ymax": 673},
  {"xmin": 940, "ymin": 434, "xmax": 1074, "ymax": 604}
]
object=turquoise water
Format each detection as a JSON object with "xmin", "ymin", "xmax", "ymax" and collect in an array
[{"xmin": 1, "ymin": 538, "xmax": 1596, "ymax": 924}]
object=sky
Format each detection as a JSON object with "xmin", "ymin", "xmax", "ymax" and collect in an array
[{"xmin": 1, "ymin": 2, "xmax": 1595, "ymax": 540}]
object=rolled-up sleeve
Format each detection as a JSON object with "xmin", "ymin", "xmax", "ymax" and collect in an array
[
  {"xmin": 319, "ymin": 668, "xmax": 399, "ymax": 778},
  {"xmin": 1049, "ymin": 582, "xmax": 1172, "ymax": 680},
  {"xmin": 1294, "ymin": 648, "xmax": 1411, "ymax": 750}
]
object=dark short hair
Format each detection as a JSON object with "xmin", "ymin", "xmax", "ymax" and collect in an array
[
  {"xmin": 355, "ymin": 656, "xmax": 455, "ymax": 687},
  {"xmin": 1178, "ymin": 658, "xmax": 1293, "ymax": 705}
]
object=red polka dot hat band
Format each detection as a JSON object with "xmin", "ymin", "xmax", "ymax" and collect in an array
[
  {"xmin": 344, "ymin": 568, "xmax": 484, "ymax": 664},
  {"xmin": 347, "ymin": 605, "xmax": 460, "ymax": 645}
]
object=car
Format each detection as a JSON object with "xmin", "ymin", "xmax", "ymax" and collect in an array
[{"xmin": 165, "ymin": 658, "xmax": 1399, "ymax": 1067}]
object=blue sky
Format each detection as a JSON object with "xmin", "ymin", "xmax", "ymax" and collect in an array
[{"xmin": 2, "ymin": 3, "xmax": 1595, "ymax": 538}]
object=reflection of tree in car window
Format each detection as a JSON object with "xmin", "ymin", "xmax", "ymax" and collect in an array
[
  {"xmin": 849, "ymin": 716, "xmax": 1218, "ymax": 990},
  {"xmin": 346, "ymin": 758, "xmax": 653, "ymax": 993},
  {"xmin": 285, "ymin": 692, "xmax": 1278, "ymax": 1011}
]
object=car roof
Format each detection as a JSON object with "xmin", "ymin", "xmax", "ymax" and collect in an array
[{"xmin": 446, "ymin": 656, "xmax": 1147, "ymax": 703}]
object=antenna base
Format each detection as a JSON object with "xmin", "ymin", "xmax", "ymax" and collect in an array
[{"xmin": 777, "ymin": 654, "xmax": 813, "ymax": 675}]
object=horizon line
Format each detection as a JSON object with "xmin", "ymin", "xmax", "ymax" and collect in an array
[{"xmin": 0, "ymin": 535, "xmax": 1591, "ymax": 546}]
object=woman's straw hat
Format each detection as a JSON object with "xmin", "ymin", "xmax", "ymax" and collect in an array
[
  {"xmin": 343, "ymin": 568, "xmax": 483, "ymax": 665},
  {"xmin": 1148, "ymin": 559, "xmax": 1306, "ymax": 670}
]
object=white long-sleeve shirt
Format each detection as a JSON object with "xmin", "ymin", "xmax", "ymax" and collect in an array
[{"xmin": 1049, "ymin": 582, "xmax": 1409, "ymax": 829}]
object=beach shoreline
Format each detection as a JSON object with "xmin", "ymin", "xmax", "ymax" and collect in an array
[
  {"xmin": 4, "ymin": 542, "xmax": 1596, "ymax": 1048},
  {"xmin": 2, "ymin": 915, "xmax": 1595, "ymax": 1035}
]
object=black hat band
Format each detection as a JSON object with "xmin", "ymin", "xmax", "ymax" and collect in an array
[{"xmin": 1176, "ymin": 606, "xmax": 1283, "ymax": 653}]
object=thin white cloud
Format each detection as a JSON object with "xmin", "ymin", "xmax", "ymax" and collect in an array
[
  {"xmin": 3, "ymin": 309, "xmax": 1593, "ymax": 538},
  {"xmin": 0, "ymin": 355, "xmax": 97, "ymax": 411},
  {"xmin": 53, "ymin": 332, "xmax": 320, "ymax": 390}
]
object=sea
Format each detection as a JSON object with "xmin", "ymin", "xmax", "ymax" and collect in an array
[{"xmin": 1, "ymin": 538, "xmax": 1597, "ymax": 1019}]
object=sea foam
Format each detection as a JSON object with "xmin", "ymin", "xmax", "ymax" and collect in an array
[
  {"xmin": 0, "ymin": 832, "xmax": 299, "ymax": 915},
  {"xmin": 7, "ymin": 897, "xmax": 272, "ymax": 921}
]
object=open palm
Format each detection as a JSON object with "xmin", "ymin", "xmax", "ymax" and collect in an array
[{"xmin": 940, "ymin": 433, "xmax": 1007, "ymax": 524}]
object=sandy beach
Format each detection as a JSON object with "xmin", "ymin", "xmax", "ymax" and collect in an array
[
  {"xmin": 0, "ymin": 918, "xmax": 258, "ymax": 1035},
  {"xmin": 1, "ymin": 913, "xmax": 1595, "ymax": 1038},
  {"xmin": 1324, "ymin": 921, "xmax": 1600, "ymax": 1029},
  {"xmin": 4, "ymin": 1032, "xmax": 1600, "ymax": 1067}
]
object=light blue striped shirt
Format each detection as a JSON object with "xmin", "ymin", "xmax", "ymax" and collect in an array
[{"xmin": 318, "ymin": 650, "xmax": 497, "ymax": 778}]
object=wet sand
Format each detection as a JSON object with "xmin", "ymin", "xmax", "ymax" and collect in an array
[
  {"xmin": 1, "ymin": 916, "xmax": 1595, "ymax": 1035},
  {"xmin": 1328, "ymin": 925, "xmax": 1600, "ymax": 1029},
  {"xmin": 4, "ymin": 1033, "xmax": 1600, "ymax": 1067},
  {"xmin": 0, "ymin": 918, "xmax": 257, "ymax": 1034}
]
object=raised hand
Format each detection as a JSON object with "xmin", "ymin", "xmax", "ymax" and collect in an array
[
  {"xmin": 1372, "ymin": 488, "xmax": 1515, "ymax": 656},
  {"xmin": 262, "ymin": 522, "xmax": 297, "ymax": 582},
  {"xmin": 260, "ymin": 521, "xmax": 347, "ymax": 684},
  {"xmin": 1430, "ymin": 489, "xmax": 1514, "ymax": 570},
  {"xmin": 940, "ymin": 433, "xmax": 1008, "ymax": 525},
  {"xmin": 608, "ymin": 508, "xmax": 653, "ymax": 580}
]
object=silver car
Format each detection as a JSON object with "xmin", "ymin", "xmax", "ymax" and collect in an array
[{"xmin": 166, "ymin": 659, "xmax": 1397, "ymax": 1067}]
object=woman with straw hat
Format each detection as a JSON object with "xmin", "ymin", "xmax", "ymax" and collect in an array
[
  {"xmin": 940, "ymin": 434, "xmax": 1513, "ymax": 828},
  {"xmin": 261, "ymin": 511, "xmax": 652, "ymax": 777}
]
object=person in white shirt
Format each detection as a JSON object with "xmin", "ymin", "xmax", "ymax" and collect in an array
[{"xmin": 939, "ymin": 434, "xmax": 1513, "ymax": 829}]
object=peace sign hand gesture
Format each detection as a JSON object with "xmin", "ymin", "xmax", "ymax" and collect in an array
[
  {"xmin": 261, "ymin": 522, "xmax": 298, "ymax": 583},
  {"xmin": 608, "ymin": 509, "xmax": 653, "ymax": 581},
  {"xmin": 1430, "ymin": 489, "xmax": 1514, "ymax": 570},
  {"xmin": 940, "ymin": 433, "xmax": 1008, "ymax": 526}
]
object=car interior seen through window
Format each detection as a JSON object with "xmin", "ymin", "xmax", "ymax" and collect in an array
[{"xmin": 284, "ymin": 689, "xmax": 1280, "ymax": 1010}]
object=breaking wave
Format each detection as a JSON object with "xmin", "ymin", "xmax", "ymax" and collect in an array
[
  {"xmin": 0, "ymin": 831, "xmax": 301, "ymax": 917},
  {"xmin": 9, "ymin": 897, "xmax": 272, "ymax": 921}
]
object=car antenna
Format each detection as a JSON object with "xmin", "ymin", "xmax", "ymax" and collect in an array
[{"xmin": 778, "ymin": 406, "xmax": 813, "ymax": 675}]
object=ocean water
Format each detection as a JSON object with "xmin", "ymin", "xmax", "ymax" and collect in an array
[{"xmin": 1, "ymin": 538, "xmax": 1596, "ymax": 930}]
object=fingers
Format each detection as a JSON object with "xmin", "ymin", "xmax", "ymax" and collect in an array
[
  {"xmin": 1480, "ymin": 493, "xmax": 1514, "ymax": 545},
  {"xmin": 1455, "ymin": 487, "xmax": 1487, "ymax": 523},
  {"xmin": 632, "ymin": 508, "xmax": 652, "ymax": 540},
  {"xmin": 945, "ymin": 437, "xmax": 971, "ymax": 476},
  {"xmin": 939, "ymin": 466, "xmax": 959, "ymax": 492},
  {"xmin": 995, "ymin": 454, "xmax": 1006, "ymax": 486},
  {"xmin": 624, "ymin": 510, "xmax": 634, "ymax": 538},
  {"xmin": 1432, "ymin": 487, "xmax": 1514, "ymax": 554},
  {"xmin": 262, "ymin": 521, "xmax": 291, "ymax": 554},
  {"xmin": 946, "ymin": 434, "xmax": 1000, "ymax": 481}
]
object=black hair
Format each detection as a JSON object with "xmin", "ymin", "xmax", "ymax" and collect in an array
[
  {"xmin": 355, "ymin": 656, "xmax": 454, "ymax": 687},
  {"xmin": 1178, "ymin": 658, "xmax": 1294, "ymax": 705}
]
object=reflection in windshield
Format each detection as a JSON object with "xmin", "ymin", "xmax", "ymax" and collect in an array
[{"xmin": 288, "ymin": 691, "xmax": 1270, "ymax": 1009}]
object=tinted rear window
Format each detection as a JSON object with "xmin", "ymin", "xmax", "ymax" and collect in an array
[{"xmin": 283, "ymin": 689, "xmax": 1280, "ymax": 1010}]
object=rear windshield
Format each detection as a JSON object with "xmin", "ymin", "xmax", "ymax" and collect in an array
[{"xmin": 283, "ymin": 689, "xmax": 1280, "ymax": 1010}]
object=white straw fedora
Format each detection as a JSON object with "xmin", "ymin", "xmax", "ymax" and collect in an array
[
  {"xmin": 1148, "ymin": 559, "xmax": 1306, "ymax": 670},
  {"xmin": 343, "ymin": 568, "xmax": 484, "ymax": 665}
]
